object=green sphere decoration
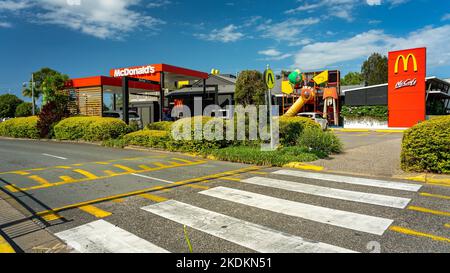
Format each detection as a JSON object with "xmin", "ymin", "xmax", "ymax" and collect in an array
[{"xmin": 288, "ymin": 69, "xmax": 303, "ymax": 86}]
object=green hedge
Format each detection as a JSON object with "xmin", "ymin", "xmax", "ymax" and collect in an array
[
  {"xmin": 298, "ymin": 127, "xmax": 343, "ymax": 155},
  {"xmin": 54, "ymin": 117, "xmax": 97, "ymax": 140},
  {"xmin": 401, "ymin": 116, "xmax": 450, "ymax": 173},
  {"xmin": 54, "ymin": 117, "xmax": 128, "ymax": 141},
  {"xmin": 279, "ymin": 116, "xmax": 320, "ymax": 146},
  {"xmin": 0, "ymin": 116, "xmax": 39, "ymax": 139},
  {"xmin": 146, "ymin": 121, "xmax": 174, "ymax": 132},
  {"xmin": 341, "ymin": 105, "xmax": 388, "ymax": 121},
  {"xmin": 124, "ymin": 130, "xmax": 169, "ymax": 148}
]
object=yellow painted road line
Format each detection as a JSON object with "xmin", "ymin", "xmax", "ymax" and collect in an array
[
  {"xmin": 78, "ymin": 205, "xmax": 112, "ymax": 218},
  {"xmin": 112, "ymin": 198, "xmax": 125, "ymax": 203},
  {"xmin": 445, "ymin": 223, "xmax": 450, "ymax": 229},
  {"xmin": 73, "ymin": 169, "xmax": 99, "ymax": 180},
  {"xmin": 420, "ymin": 192, "xmax": 450, "ymax": 200},
  {"xmin": 283, "ymin": 162, "xmax": 325, "ymax": 172},
  {"xmin": 221, "ymin": 177, "xmax": 242, "ymax": 182},
  {"xmin": 55, "ymin": 166, "xmax": 72, "ymax": 170},
  {"xmin": 13, "ymin": 160, "xmax": 207, "ymax": 192},
  {"xmin": 172, "ymin": 158, "xmax": 194, "ymax": 164},
  {"xmin": 389, "ymin": 226, "xmax": 450, "ymax": 243},
  {"xmin": 103, "ymin": 170, "xmax": 119, "ymax": 176},
  {"xmin": 138, "ymin": 165, "xmax": 153, "ymax": 170},
  {"xmin": 249, "ymin": 171, "xmax": 269, "ymax": 175},
  {"xmin": 168, "ymin": 161, "xmax": 183, "ymax": 166},
  {"xmin": 407, "ymin": 206, "xmax": 450, "ymax": 217},
  {"xmin": 186, "ymin": 184, "xmax": 210, "ymax": 190},
  {"xmin": 0, "ymin": 156, "xmax": 163, "ymax": 175},
  {"xmin": 28, "ymin": 175, "xmax": 52, "ymax": 186},
  {"xmin": 139, "ymin": 193, "xmax": 168, "ymax": 203},
  {"xmin": 375, "ymin": 129, "xmax": 405, "ymax": 133},
  {"xmin": 11, "ymin": 171, "xmax": 30, "ymax": 175},
  {"xmin": 39, "ymin": 212, "xmax": 63, "ymax": 222},
  {"xmin": 33, "ymin": 166, "xmax": 260, "ymax": 217},
  {"xmin": 0, "ymin": 235, "xmax": 15, "ymax": 253},
  {"xmin": 4, "ymin": 185, "xmax": 19, "ymax": 193},
  {"xmin": 59, "ymin": 176, "xmax": 75, "ymax": 183},
  {"xmin": 113, "ymin": 164, "xmax": 137, "ymax": 173},
  {"xmin": 95, "ymin": 162, "xmax": 110, "ymax": 165},
  {"xmin": 405, "ymin": 175, "xmax": 450, "ymax": 186},
  {"xmin": 153, "ymin": 162, "xmax": 169, "ymax": 168}
]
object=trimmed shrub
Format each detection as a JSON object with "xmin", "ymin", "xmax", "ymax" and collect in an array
[
  {"xmin": 279, "ymin": 116, "xmax": 320, "ymax": 146},
  {"xmin": 54, "ymin": 117, "xmax": 98, "ymax": 140},
  {"xmin": 124, "ymin": 130, "xmax": 169, "ymax": 148},
  {"xmin": 168, "ymin": 116, "xmax": 230, "ymax": 153},
  {"xmin": 401, "ymin": 116, "xmax": 450, "ymax": 173},
  {"xmin": 297, "ymin": 127, "xmax": 343, "ymax": 155},
  {"xmin": 37, "ymin": 95, "xmax": 70, "ymax": 138},
  {"xmin": 146, "ymin": 121, "xmax": 174, "ymax": 132},
  {"xmin": 0, "ymin": 116, "xmax": 39, "ymax": 139},
  {"xmin": 84, "ymin": 118, "xmax": 128, "ymax": 141}
]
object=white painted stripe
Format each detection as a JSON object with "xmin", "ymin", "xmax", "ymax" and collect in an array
[
  {"xmin": 55, "ymin": 220, "xmax": 169, "ymax": 253},
  {"xmin": 242, "ymin": 177, "xmax": 411, "ymax": 209},
  {"xmin": 273, "ymin": 170, "xmax": 422, "ymax": 192},
  {"xmin": 201, "ymin": 187, "xmax": 393, "ymax": 235},
  {"xmin": 42, "ymin": 153, "xmax": 67, "ymax": 160},
  {"xmin": 142, "ymin": 200, "xmax": 355, "ymax": 253},
  {"xmin": 131, "ymin": 173, "xmax": 173, "ymax": 184}
]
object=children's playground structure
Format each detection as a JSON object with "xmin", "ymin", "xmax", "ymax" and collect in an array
[{"xmin": 281, "ymin": 69, "xmax": 341, "ymax": 126}]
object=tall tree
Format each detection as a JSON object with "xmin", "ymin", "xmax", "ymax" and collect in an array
[
  {"xmin": 22, "ymin": 68, "xmax": 69, "ymax": 104},
  {"xmin": 234, "ymin": 70, "xmax": 267, "ymax": 107},
  {"xmin": 0, "ymin": 94, "xmax": 23, "ymax": 118},
  {"xmin": 361, "ymin": 53, "xmax": 388, "ymax": 86},
  {"xmin": 341, "ymin": 72, "xmax": 364, "ymax": 86}
]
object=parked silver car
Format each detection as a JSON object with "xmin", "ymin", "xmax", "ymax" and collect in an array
[
  {"xmin": 103, "ymin": 111, "xmax": 143, "ymax": 129},
  {"xmin": 297, "ymin": 112, "xmax": 329, "ymax": 130}
]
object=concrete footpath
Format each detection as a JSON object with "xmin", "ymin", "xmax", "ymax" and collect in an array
[{"xmin": 0, "ymin": 191, "xmax": 70, "ymax": 253}]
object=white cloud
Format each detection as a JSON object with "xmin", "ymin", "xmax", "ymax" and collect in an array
[
  {"xmin": 293, "ymin": 25, "xmax": 450, "ymax": 70},
  {"xmin": 0, "ymin": 0, "xmax": 32, "ymax": 11},
  {"xmin": 257, "ymin": 18, "xmax": 320, "ymax": 41},
  {"xmin": 442, "ymin": 13, "xmax": 450, "ymax": 21},
  {"xmin": 0, "ymin": 0, "xmax": 165, "ymax": 39},
  {"xmin": 258, "ymin": 48, "xmax": 292, "ymax": 61},
  {"xmin": 195, "ymin": 24, "xmax": 244, "ymax": 43},
  {"xmin": 0, "ymin": 21, "xmax": 11, "ymax": 27},
  {"xmin": 147, "ymin": 0, "xmax": 171, "ymax": 8},
  {"xmin": 366, "ymin": 0, "xmax": 381, "ymax": 5}
]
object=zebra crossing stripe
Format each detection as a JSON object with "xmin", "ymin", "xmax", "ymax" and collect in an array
[
  {"xmin": 56, "ymin": 220, "xmax": 169, "ymax": 253},
  {"xmin": 241, "ymin": 177, "xmax": 411, "ymax": 209},
  {"xmin": 142, "ymin": 200, "xmax": 356, "ymax": 253},
  {"xmin": 200, "ymin": 187, "xmax": 393, "ymax": 235},
  {"xmin": 273, "ymin": 170, "xmax": 422, "ymax": 192}
]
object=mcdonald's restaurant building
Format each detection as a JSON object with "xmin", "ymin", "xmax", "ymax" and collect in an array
[{"xmin": 341, "ymin": 47, "xmax": 450, "ymax": 129}]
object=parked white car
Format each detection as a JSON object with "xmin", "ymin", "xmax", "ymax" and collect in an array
[
  {"xmin": 103, "ymin": 111, "xmax": 143, "ymax": 129},
  {"xmin": 297, "ymin": 112, "xmax": 329, "ymax": 130}
]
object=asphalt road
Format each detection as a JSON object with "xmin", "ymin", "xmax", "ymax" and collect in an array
[{"xmin": 0, "ymin": 138, "xmax": 449, "ymax": 253}]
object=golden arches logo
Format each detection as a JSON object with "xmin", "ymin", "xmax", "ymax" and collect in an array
[{"xmin": 394, "ymin": 53, "xmax": 418, "ymax": 74}]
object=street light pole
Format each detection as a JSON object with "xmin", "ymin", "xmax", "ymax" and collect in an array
[{"xmin": 31, "ymin": 73, "xmax": 35, "ymax": 116}]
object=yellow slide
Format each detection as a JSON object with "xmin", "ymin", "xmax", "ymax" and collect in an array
[{"xmin": 283, "ymin": 88, "xmax": 316, "ymax": 117}]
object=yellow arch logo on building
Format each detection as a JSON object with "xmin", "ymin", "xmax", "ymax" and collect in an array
[{"xmin": 394, "ymin": 54, "xmax": 418, "ymax": 74}]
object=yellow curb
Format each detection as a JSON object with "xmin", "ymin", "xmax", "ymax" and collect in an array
[
  {"xmin": 207, "ymin": 155, "xmax": 218, "ymax": 161},
  {"xmin": 331, "ymin": 129, "xmax": 370, "ymax": 132},
  {"xmin": 404, "ymin": 175, "xmax": 450, "ymax": 185},
  {"xmin": 374, "ymin": 129, "xmax": 405, "ymax": 133},
  {"xmin": 283, "ymin": 162, "xmax": 325, "ymax": 172},
  {"xmin": 0, "ymin": 235, "xmax": 15, "ymax": 253}
]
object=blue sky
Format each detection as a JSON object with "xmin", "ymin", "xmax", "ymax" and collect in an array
[{"xmin": 0, "ymin": 0, "xmax": 449, "ymax": 100}]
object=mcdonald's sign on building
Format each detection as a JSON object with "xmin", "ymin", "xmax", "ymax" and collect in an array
[{"xmin": 388, "ymin": 47, "xmax": 426, "ymax": 127}]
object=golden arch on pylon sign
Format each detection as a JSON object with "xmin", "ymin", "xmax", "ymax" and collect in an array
[{"xmin": 394, "ymin": 54, "xmax": 418, "ymax": 74}]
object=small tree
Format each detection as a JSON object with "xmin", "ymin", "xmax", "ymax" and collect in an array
[
  {"xmin": 0, "ymin": 94, "xmax": 23, "ymax": 118},
  {"xmin": 23, "ymin": 68, "xmax": 69, "ymax": 104},
  {"xmin": 234, "ymin": 70, "xmax": 267, "ymax": 107},
  {"xmin": 15, "ymin": 102, "xmax": 34, "ymax": 117},
  {"xmin": 361, "ymin": 53, "xmax": 388, "ymax": 86},
  {"xmin": 37, "ymin": 94, "xmax": 70, "ymax": 138},
  {"xmin": 341, "ymin": 72, "xmax": 364, "ymax": 86}
]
